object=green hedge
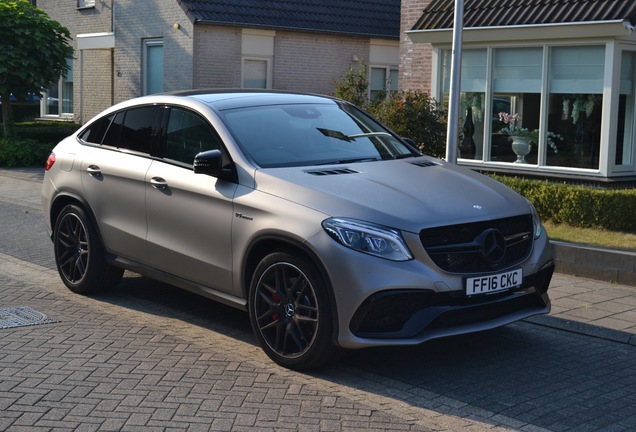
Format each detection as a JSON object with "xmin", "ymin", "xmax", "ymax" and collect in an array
[
  {"xmin": 0, "ymin": 137, "xmax": 54, "ymax": 168},
  {"xmin": 0, "ymin": 122, "xmax": 79, "ymax": 167},
  {"xmin": 14, "ymin": 121, "xmax": 80, "ymax": 144},
  {"xmin": 490, "ymin": 174, "xmax": 636, "ymax": 233}
]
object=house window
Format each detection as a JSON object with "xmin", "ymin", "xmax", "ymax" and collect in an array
[
  {"xmin": 617, "ymin": 51, "xmax": 635, "ymax": 167},
  {"xmin": 440, "ymin": 44, "xmax": 608, "ymax": 171},
  {"xmin": 442, "ymin": 49, "xmax": 487, "ymax": 160},
  {"xmin": 370, "ymin": 66, "xmax": 398, "ymax": 102},
  {"xmin": 43, "ymin": 57, "xmax": 73, "ymax": 117},
  {"xmin": 77, "ymin": 0, "xmax": 95, "ymax": 8},
  {"xmin": 241, "ymin": 29, "xmax": 275, "ymax": 89},
  {"xmin": 143, "ymin": 39, "xmax": 163, "ymax": 95},
  {"xmin": 242, "ymin": 58, "xmax": 271, "ymax": 89},
  {"xmin": 546, "ymin": 46, "xmax": 604, "ymax": 170},
  {"xmin": 491, "ymin": 47, "xmax": 543, "ymax": 164}
]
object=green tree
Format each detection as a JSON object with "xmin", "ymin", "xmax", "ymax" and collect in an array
[{"xmin": 0, "ymin": 0, "xmax": 73, "ymax": 136}]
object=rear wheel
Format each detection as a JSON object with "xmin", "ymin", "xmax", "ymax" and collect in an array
[
  {"xmin": 53, "ymin": 204, "xmax": 123, "ymax": 294},
  {"xmin": 249, "ymin": 250, "xmax": 339, "ymax": 370}
]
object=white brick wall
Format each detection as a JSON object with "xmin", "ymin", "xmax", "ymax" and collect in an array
[
  {"xmin": 38, "ymin": 0, "xmax": 114, "ymax": 122},
  {"xmin": 273, "ymin": 31, "xmax": 369, "ymax": 96},
  {"xmin": 113, "ymin": 1, "xmax": 193, "ymax": 101}
]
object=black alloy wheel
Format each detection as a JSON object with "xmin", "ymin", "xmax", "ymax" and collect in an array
[
  {"xmin": 249, "ymin": 250, "xmax": 339, "ymax": 370},
  {"xmin": 53, "ymin": 204, "xmax": 123, "ymax": 294}
]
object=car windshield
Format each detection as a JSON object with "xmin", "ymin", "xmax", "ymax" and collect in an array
[{"xmin": 219, "ymin": 102, "xmax": 420, "ymax": 167}]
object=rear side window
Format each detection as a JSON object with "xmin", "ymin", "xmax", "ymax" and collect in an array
[
  {"xmin": 78, "ymin": 114, "xmax": 114, "ymax": 144},
  {"xmin": 94, "ymin": 106, "xmax": 162, "ymax": 154}
]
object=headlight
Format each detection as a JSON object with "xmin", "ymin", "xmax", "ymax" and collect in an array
[
  {"xmin": 322, "ymin": 218, "xmax": 413, "ymax": 261},
  {"xmin": 528, "ymin": 200, "xmax": 543, "ymax": 239}
]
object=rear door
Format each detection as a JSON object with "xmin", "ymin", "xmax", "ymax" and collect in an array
[{"xmin": 80, "ymin": 105, "xmax": 163, "ymax": 263}]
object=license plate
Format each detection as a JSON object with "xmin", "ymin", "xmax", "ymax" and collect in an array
[{"xmin": 466, "ymin": 269, "xmax": 522, "ymax": 296}]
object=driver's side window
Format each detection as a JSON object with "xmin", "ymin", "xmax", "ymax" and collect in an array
[{"xmin": 165, "ymin": 107, "xmax": 222, "ymax": 164}]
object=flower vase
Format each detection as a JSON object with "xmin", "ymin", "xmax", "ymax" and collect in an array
[{"xmin": 511, "ymin": 136, "xmax": 531, "ymax": 164}]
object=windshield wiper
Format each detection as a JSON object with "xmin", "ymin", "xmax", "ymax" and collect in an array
[{"xmin": 317, "ymin": 128, "xmax": 391, "ymax": 142}]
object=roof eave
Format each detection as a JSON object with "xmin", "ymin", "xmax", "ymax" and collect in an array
[{"xmin": 407, "ymin": 20, "xmax": 635, "ymax": 44}]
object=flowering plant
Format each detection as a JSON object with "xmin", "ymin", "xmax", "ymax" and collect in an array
[{"xmin": 498, "ymin": 112, "xmax": 560, "ymax": 153}]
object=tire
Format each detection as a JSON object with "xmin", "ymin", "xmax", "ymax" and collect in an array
[
  {"xmin": 53, "ymin": 204, "xmax": 123, "ymax": 294},
  {"xmin": 249, "ymin": 250, "xmax": 340, "ymax": 370}
]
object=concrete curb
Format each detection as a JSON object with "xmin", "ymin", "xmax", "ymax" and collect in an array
[
  {"xmin": 552, "ymin": 241, "xmax": 636, "ymax": 287},
  {"xmin": 525, "ymin": 314, "xmax": 636, "ymax": 346}
]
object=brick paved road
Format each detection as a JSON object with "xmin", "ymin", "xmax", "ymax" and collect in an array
[{"xmin": 1, "ymin": 170, "xmax": 635, "ymax": 431}]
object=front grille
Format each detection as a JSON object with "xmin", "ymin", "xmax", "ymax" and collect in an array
[{"xmin": 420, "ymin": 215, "xmax": 533, "ymax": 273}]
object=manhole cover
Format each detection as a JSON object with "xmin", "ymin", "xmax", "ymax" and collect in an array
[{"xmin": 0, "ymin": 306, "xmax": 55, "ymax": 329}]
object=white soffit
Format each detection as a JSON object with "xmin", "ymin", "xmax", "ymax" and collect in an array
[
  {"xmin": 77, "ymin": 32, "xmax": 115, "ymax": 50},
  {"xmin": 406, "ymin": 20, "xmax": 633, "ymax": 45}
]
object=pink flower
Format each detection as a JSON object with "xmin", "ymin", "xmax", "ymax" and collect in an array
[{"xmin": 498, "ymin": 112, "xmax": 521, "ymax": 124}]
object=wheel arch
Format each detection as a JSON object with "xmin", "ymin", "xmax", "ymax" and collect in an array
[
  {"xmin": 49, "ymin": 193, "xmax": 106, "ymax": 249},
  {"xmin": 241, "ymin": 235, "xmax": 340, "ymax": 342}
]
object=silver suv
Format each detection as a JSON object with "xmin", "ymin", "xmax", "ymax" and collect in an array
[{"xmin": 42, "ymin": 91, "xmax": 554, "ymax": 370}]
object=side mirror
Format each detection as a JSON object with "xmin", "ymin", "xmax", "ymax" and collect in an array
[{"xmin": 193, "ymin": 150, "xmax": 236, "ymax": 181}]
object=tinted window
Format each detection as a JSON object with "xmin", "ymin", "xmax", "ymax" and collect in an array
[
  {"xmin": 164, "ymin": 107, "xmax": 222, "ymax": 164},
  {"xmin": 102, "ymin": 111, "xmax": 124, "ymax": 147},
  {"xmin": 79, "ymin": 114, "xmax": 114, "ymax": 144},
  {"xmin": 119, "ymin": 106, "xmax": 161, "ymax": 153}
]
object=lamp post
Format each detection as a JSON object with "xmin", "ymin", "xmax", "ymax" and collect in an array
[{"xmin": 445, "ymin": 0, "xmax": 465, "ymax": 164}]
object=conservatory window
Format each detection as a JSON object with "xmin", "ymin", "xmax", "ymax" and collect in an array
[
  {"xmin": 442, "ymin": 49, "xmax": 487, "ymax": 160},
  {"xmin": 616, "ymin": 51, "xmax": 635, "ymax": 167},
  {"xmin": 491, "ymin": 47, "xmax": 543, "ymax": 164},
  {"xmin": 546, "ymin": 46, "xmax": 605, "ymax": 169}
]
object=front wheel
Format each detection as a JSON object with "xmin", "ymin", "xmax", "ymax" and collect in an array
[
  {"xmin": 53, "ymin": 204, "xmax": 123, "ymax": 294},
  {"xmin": 249, "ymin": 250, "xmax": 339, "ymax": 370}
]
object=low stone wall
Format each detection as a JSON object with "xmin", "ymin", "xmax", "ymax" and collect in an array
[{"xmin": 552, "ymin": 241, "xmax": 636, "ymax": 287}]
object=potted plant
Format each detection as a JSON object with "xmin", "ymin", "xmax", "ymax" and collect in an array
[{"xmin": 498, "ymin": 112, "xmax": 560, "ymax": 163}]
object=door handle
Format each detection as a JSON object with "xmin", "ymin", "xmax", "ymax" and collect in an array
[
  {"xmin": 150, "ymin": 177, "xmax": 168, "ymax": 189},
  {"xmin": 86, "ymin": 165, "xmax": 102, "ymax": 177}
]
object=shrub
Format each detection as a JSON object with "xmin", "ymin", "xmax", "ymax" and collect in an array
[
  {"xmin": 332, "ymin": 66, "xmax": 447, "ymax": 159},
  {"xmin": 367, "ymin": 91, "xmax": 447, "ymax": 159},
  {"xmin": 491, "ymin": 175, "xmax": 636, "ymax": 233}
]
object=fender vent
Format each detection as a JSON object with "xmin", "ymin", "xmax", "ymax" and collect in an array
[{"xmin": 306, "ymin": 168, "xmax": 359, "ymax": 176}]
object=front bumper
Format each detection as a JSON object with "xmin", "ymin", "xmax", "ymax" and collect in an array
[
  {"xmin": 349, "ymin": 261, "xmax": 553, "ymax": 340},
  {"xmin": 306, "ymin": 224, "xmax": 554, "ymax": 349}
]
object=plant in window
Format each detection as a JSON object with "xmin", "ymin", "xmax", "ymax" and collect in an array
[
  {"xmin": 498, "ymin": 112, "xmax": 560, "ymax": 154},
  {"xmin": 562, "ymin": 95, "xmax": 599, "ymax": 125}
]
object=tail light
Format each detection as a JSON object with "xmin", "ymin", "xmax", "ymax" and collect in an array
[{"xmin": 45, "ymin": 153, "xmax": 56, "ymax": 171}]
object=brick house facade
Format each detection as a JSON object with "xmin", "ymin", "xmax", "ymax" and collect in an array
[{"xmin": 38, "ymin": 0, "xmax": 400, "ymax": 124}]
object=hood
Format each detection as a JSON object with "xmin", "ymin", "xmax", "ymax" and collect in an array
[{"xmin": 253, "ymin": 157, "xmax": 531, "ymax": 233}]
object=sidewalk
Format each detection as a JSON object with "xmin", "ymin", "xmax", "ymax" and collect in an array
[{"xmin": 1, "ymin": 167, "xmax": 635, "ymax": 346}]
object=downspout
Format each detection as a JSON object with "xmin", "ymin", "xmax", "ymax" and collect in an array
[{"xmin": 111, "ymin": 0, "xmax": 115, "ymax": 106}]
